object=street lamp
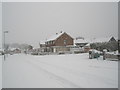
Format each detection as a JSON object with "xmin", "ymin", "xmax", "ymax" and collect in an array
[{"xmin": 3, "ymin": 31, "xmax": 8, "ymax": 60}]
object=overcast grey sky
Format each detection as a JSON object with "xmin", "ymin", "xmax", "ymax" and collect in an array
[
  {"xmin": 2, "ymin": 2, "xmax": 118, "ymax": 47},
  {"xmin": 0, "ymin": 3, "xmax": 2, "ymax": 48}
]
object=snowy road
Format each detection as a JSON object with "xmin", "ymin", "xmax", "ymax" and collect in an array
[
  {"xmin": 2, "ymin": 53, "xmax": 118, "ymax": 88},
  {"xmin": 0, "ymin": 56, "xmax": 2, "ymax": 89}
]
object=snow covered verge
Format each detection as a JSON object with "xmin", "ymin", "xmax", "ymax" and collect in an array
[
  {"xmin": 2, "ymin": 53, "xmax": 118, "ymax": 88},
  {"xmin": 0, "ymin": 56, "xmax": 2, "ymax": 89}
]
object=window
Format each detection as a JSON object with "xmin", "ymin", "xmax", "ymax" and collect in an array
[
  {"xmin": 64, "ymin": 40, "xmax": 67, "ymax": 45},
  {"xmin": 52, "ymin": 41, "xmax": 54, "ymax": 44}
]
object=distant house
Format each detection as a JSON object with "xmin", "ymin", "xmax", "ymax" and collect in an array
[
  {"xmin": 13, "ymin": 48, "xmax": 21, "ymax": 53},
  {"xmin": 39, "ymin": 41, "xmax": 46, "ymax": 48},
  {"xmin": 45, "ymin": 32, "xmax": 74, "ymax": 53},
  {"xmin": 91, "ymin": 36, "xmax": 117, "ymax": 43},
  {"xmin": 109, "ymin": 37, "xmax": 117, "ymax": 42},
  {"xmin": 74, "ymin": 38, "xmax": 90, "ymax": 53},
  {"xmin": 74, "ymin": 38, "xmax": 89, "ymax": 48},
  {"xmin": 90, "ymin": 36, "xmax": 118, "ymax": 52},
  {"xmin": 9, "ymin": 48, "xmax": 21, "ymax": 54},
  {"xmin": 38, "ymin": 41, "xmax": 46, "ymax": 52}
]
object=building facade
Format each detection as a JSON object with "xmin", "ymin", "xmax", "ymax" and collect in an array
[
  {"xmin": 45, "ymin": 32, "xmax": 74, "ymax": 53},
  {"xmin": 46, "ymin": 32, "xmax": 73, "ymax": 47}
]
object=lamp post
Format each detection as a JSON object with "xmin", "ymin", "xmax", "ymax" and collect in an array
[{"xmin": 3, "ymin": 31, "xmax": 8, "ymax": 60}]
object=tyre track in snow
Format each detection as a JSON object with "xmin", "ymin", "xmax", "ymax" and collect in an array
[
  {"xmin": 26, "ymin": 57, "xmax": 117, "ymax": 87},
  {"xmin": 39, "ymin": 61, "xmax": 117, "ymax": 87},
  {"xmin": 24, "ymin": 58, "xmax": 81, "ymax": 88}
]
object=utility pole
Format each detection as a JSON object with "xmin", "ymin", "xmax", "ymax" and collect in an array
[
  {"xmin": 118, "ymin": 40, "xmax": 120, "ymax": 60},
  {"xmin": 3, "ymin": 31, "xmax": 8, "ymax": 60}
]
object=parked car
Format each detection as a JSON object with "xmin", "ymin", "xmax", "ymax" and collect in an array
[{"xmin": 89, "ymin": 49, "xmax": 100, "ymax": 59}]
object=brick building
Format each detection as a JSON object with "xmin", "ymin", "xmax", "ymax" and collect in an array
[
  {"xmin": 46, "ymin": 32, "xmax": 73, "ymax": 47},
  {"xmin": 45, "ymin": 32, "xmax": 74, "ymax": 53}
]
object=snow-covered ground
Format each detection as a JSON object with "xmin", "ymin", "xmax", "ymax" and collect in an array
[
  {"xmin": 0, "ymin": 56, "xmax": 2, "ymax": 89},
  {"xmin": 2, "ymin": 53, "xmax": 118, "ymax": 88}
]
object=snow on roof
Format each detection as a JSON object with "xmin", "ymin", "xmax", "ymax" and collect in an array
[
  {"xmin": 74, "ymin": 39, "xmax": 89, "ymax": 44},
  {"xmin": 74, "ymin": 36, "xmax": 117, "ymax": 44},
  {"xmin": 91, "ymin": 37, "xmax": 117, "ymax": 43},
  {"xmin": 85, "ymin": 43, "xmax": 90, "ymax": 46},
  {"xmin": 9, "ymin": 47, "xmax": 18, "ymax": 51},
  {"xmin": 93, "ymin": 37, "xmax": 110, "ymax": 43},
  {"xmin": 46, "ymin": 32, "xmax": 65, "ymax": 42},
  {"xmin": 40, "ymin": 41, "xmax": 45, "ymax": 44}
]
